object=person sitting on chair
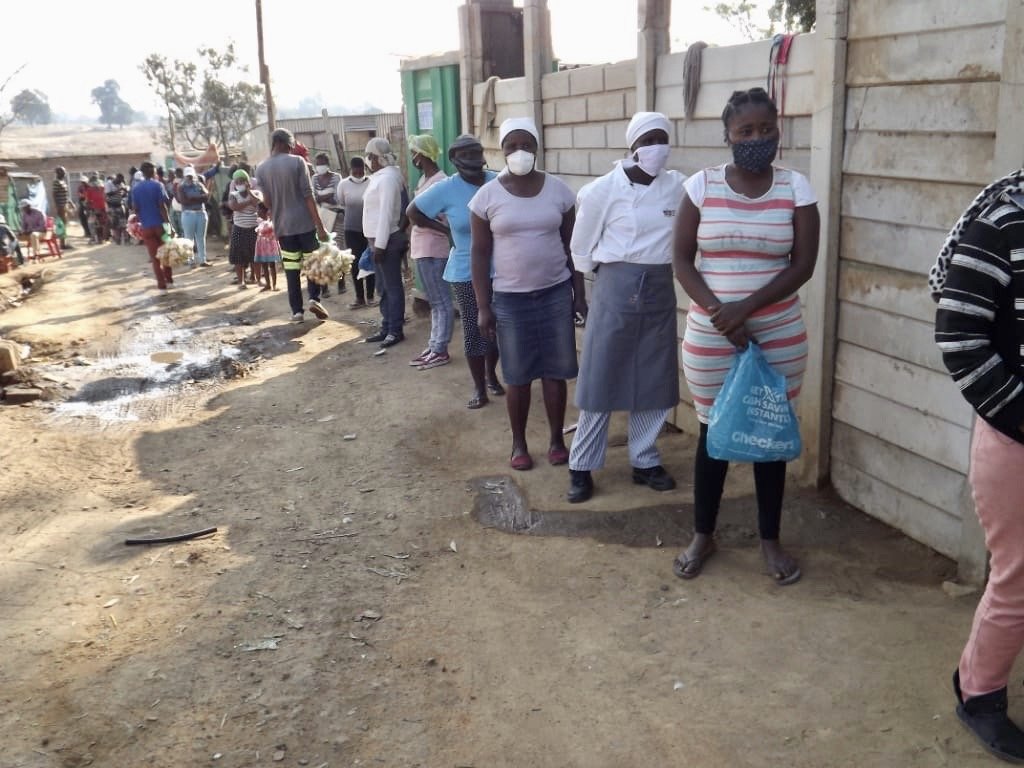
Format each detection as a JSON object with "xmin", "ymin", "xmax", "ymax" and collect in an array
[
  {"xmin": 0, "ymin": 214, "xmax": 25, "ymax": 266},
  {"xmin": 18, "ymin": 200, "xmax": 47, "ymax": 256}
]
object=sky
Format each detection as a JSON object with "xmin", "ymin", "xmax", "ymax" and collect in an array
[{"xmin": 4, "ymin": 0, "xmax": 771, "ymax": 123}]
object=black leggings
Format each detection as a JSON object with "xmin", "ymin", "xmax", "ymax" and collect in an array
[
  {"xmin": 344, "ymin": 229, "xmax": 375, "ymax": 301},
  {"xmin": 694, "ymin": 422, "xmax": 787, "ymax": 540}
]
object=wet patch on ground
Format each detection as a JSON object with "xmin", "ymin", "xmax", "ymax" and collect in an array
[{"xmin": 36, "ymin": 313, "xmax": 261, "ymax": 424}]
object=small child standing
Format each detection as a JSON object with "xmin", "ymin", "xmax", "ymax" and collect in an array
[{"xmin": 254, "ymin": 204, "xmax": 281, "ymax": 291}]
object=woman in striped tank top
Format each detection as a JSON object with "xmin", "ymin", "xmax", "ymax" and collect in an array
[{"xmin": 672, "ymin": 88, "xmax": 820, "ymax": 585}]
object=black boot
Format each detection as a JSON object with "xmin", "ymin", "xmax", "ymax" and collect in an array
[
  {"xmin": 567, "ymin": 469, "xmax": 593, "ymax": 504},
  {"xmin": 632, "ymin": 465, "xmax": 677, "ymax": 491},
  {"xmin": 954, "ymin": 669, "xmax": 1024, "ymax": 763}
]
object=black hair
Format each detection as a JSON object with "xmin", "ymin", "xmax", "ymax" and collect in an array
[
  {"xmin": 350, "ymin": 157, "xmax": 364, "ymax": 169},
  {"xmin": 721, "ymin": 87, "xmax": 778, "ymax": 141},
  {"xmin": 141, "ymin": 161, "xmax": 155, "ymax": 178},
  {"xmin": 314, "ymin": 153, "xmax": 329, "ymax": 164}
]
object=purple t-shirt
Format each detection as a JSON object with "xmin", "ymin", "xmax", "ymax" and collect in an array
[
  {"xmin": 131, "ymin": 179, "xmax": 168, "ymax": 228},
  {"xmin": 468, "ymin": 173, "xmax": 575, "ymax": 293}
]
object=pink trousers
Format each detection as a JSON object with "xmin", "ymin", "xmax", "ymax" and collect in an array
[{"xmin": 959, "ymin": 417, "xmax": 1024, "ymax": 697}]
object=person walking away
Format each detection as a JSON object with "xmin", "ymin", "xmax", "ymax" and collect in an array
[
  {"xmin": 408, "ymin": 134, "xmax": 504, "ymax": 407},
  {"xmin": 407, "ymin": 134, "xmax": 453, "ymax": 369},
  {"xmin": 312, "ymin": 153, "xmax": 345, "ymax": 296},
  {"xmin": 130, "ymin": 162, "xmax": 174, "ymax": 290},
  {"xmin": 52, "ymin": 167, "xmax": 73, "ymax": 250},
  {"xmin": 566, "ymin": 111, "xmax": 684, "ymax": 503},
  {"xmin": 227, "ymin": 169, "xmax": 261, "ymax": 289},
  {"xmin": 255, "ymin": 128, "xmax": 330, "ymax": 323},
  {"xmin": 84, "ymin": 173, "xmax": 107, "ymax": 243},
  {"xmin": 178, "ymin": 167, "xmax": 211, "ymax": 267},
  {"xmin": 76, "ymin": 174, "xmax": 92, "ymax": 241},
  {"xmin": 362, "ymin": 137, "xmax": 407, "ymax": 347},
  {"xmin": 338, "ymin": 157, "xmax": 374, "ymax": 308},
  {"xmin": 931, "ymin": 167, "xmax": 1024, "ymax": 762},
  {"xmin": 672, "ymin": 88, "xmax": 819, "ymax": 584},
  {"xmin": 469, "ymin": 118, "xmax": 587, "ymax": 470}
]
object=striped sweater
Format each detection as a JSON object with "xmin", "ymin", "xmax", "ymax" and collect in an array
[{"xmin": 935, "ymin": 198, "xmax": 1024, "ymax": 444}]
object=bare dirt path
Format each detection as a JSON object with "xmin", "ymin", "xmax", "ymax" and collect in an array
[{"xmin": 0, "ymin": 235, "xmax": 1004, "ymax": 768}]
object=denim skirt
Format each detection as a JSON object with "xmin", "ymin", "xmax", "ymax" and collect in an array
[{"xmin": 492, "ymin": 279, "xmax": 578, "ymax": 386}]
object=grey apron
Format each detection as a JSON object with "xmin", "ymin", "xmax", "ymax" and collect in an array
[{"xmin": 575, "ymin": 261, "xmax": 679, "ymax": 412}]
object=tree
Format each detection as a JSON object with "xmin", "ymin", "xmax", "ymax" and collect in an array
[
  {"xmin": 10, "ymin": 89, "xmax": 52, "ymax": 125},
  {"xmin": 0, "ymin": 64, "xmax": 27, "ymax": 139},
  {"xmin": 708, "ymin": 0, "xmax": 815, "ymax": 41},
  {"xmin": 91, "ymin": 79, "xmax": 134, "ymax": 128},
  {"xmin": 140, "ymin": 42, "xmax": 265, "ymax": 153},
  {"xmin": 768, "ymin": 0, "xmax": 815, "ymax": 32}
]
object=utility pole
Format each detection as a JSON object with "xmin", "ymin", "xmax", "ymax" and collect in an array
[{"xmin": 255, "ymin": 0, "xmax": 276, "ymax": 131}]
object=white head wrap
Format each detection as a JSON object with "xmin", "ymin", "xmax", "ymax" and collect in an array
[
  {"xmin": 625, "ymin": 112, "xmax": 672, "ymax": 149},
  {"xmin": 498, "ymin": 117, "xmax": 539, "ymax": 146},
  {"xmin": 364, "ymin": 137, "xmax": 398, "ymax": 167}
]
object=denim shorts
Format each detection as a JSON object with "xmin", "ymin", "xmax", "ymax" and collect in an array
[{"xmin": 492, "ymin": 279, "xmax": 578, "ymax": 386}]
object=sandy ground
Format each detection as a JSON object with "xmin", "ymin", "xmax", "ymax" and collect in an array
[{"xmin": 0, "ymin": 231, "xmax": 1012, "ymax": 768}]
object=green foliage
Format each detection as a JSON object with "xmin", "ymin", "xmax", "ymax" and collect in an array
[
  {"xmin": 91, "ymin": 79, "xmax": 134, "ymax": 128},
  {"xmin": 767, "ymin": 0, "xmax": 815, "ymax": 32},
  {"xmin": 11, "ymin": 89, "xmax": 52, "ymax": 125},
  {"xmin": 141, "ymin": 43, "xmax": 265, "ymax": 153},
  {"xmin": 708, "ymin": 0, "xmax": 815, "ymax": 41}
]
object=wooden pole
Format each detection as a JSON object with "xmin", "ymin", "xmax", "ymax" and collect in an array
[{"xmin": 255, "ymin": 0, "xmax": 276, "ymax": 132}]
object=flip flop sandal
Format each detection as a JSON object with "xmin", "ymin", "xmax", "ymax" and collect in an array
[
  {"xmin": 466, "ymin": 393, "xmax": 489, "ymax": 410},
  {"xmin": 773, "ymin": 565, "xmax": 802, "ymax": 586},
  {"xmin": 510, "ymin": 453, "xmax": 534, "ymax": 471},
  {"xmin": 547, "ymin": 446, "xmax": 569, "ymax": 465},
  {"xmin": 487, "ymin": 381, "xmax": 506, "ymax": 396},
  {"xmin": 672, "ymin": 541, "xmax": 717, "ymax": 580}
]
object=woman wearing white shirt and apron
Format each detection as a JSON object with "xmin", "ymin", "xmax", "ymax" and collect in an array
[{"xmin": 566, "ymin": 112, "xmax": 684, "ymax": 502}]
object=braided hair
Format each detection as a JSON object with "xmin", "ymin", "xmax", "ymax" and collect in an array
[{"xmin": 721, "ymin": 87, "xmax": 778, "ymax": 142}]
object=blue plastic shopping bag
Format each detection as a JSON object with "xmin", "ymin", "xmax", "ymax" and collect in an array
[
  {"xmin": 357, "ymin": 246, "xmax": 374, "ymax": 278},
  {"xmin": 706, "ymin": 343, "xmax": 802, "ymax": 462}
]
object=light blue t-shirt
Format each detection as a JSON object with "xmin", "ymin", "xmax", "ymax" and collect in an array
[{"xmin": 413, "ymin": 170, "xmax": 497, "ymax": 283}]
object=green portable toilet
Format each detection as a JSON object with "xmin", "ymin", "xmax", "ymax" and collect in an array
[{"xmin": 400, "ymin": 52, "xmax": 461, "ymax": 187}]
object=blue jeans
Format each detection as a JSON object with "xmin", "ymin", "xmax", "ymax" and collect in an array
[
  {"xmin": 180, "ymin": 209, "xmax": 208, "ymax": 264},
  {"xmin": 376, "ymin": 231, "xmax": 408, "ymax": 336},
  {"xmin": 416, "ymin": 257, "xmax": 453, "ymax": 354}
]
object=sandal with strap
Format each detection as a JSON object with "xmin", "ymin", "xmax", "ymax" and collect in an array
[
  {"xmin": 466, "ymin": 393, "xmax": 489, "ymax": 410},
  {"xmin": 672, "ymin": 541, "xmax": 717, "ymax": 580},
  {"xmin": 487, "ymin": 380, "xmax": 506, "ymax": 396}
]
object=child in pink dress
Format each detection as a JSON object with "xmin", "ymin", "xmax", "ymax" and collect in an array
[{"xmin": 254, "ymin": 204, "xmax": 281, "ymax": 291}]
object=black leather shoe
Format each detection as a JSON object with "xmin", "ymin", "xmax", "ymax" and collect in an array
[
  {"xmin": 364, "ymin": 331, "xmax": 387, "ymax": 343},
  {"xmin": 954, "ymin": 669, "xmax": 1024, "ymax": 762},
  {"xmin": 567, "ymin": 469, "xmax": 593, "ymax": 504},
  {"xmin": 380, "ymin": 333, "xmax": 405, "ymax": 348},
  {"xmin": 632, "ymin": 465, "xmax": 676, "ymax": 491}
]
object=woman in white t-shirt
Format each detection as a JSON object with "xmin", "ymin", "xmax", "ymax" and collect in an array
[{"xmin": 470, "ymin": 117, "xmax": 588, "ymax": 472}]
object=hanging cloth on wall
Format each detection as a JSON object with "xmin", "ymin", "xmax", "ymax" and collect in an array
[
  {"xmin": 682, "ymin": 41, "xmax": 708, "ymax": 122},
  {"xmin": 767, "ymin": 34, "xmax": 796, "ymax": 159},
  {"xmin": 478, "ymin": 76, "xmax": 500, "ymax": 138}
]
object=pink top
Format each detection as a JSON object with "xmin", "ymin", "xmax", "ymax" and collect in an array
[
  {"xmin": 410, "ymin": 170, "xmax": 450, "ymax": 260},
  {"xmin": 468, "ymin": 173, "xmax": 576, "ymax": 293}
]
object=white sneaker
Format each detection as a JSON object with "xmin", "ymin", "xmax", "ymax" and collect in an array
[
  {"xmin": 291, "ymin": 312, "xmax": 305, "ymax": 323},
  {"xmin": 308, "ymin": 300, "xmax": 329, "ymax": 320}
]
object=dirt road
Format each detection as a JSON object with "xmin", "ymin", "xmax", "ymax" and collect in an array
[{"xmin": 0, "ymin": 238, "xmax": 1003, "ymax": 767}]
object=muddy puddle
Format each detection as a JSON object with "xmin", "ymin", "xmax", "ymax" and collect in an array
[{"xmin": 41, "ymin": 314, "xmax": 257, "ymax": 425}]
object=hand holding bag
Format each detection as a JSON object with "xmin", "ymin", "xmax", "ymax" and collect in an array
[{"xmin": 707, "ymin": 343, "xmax": 802, "ymax": 462}]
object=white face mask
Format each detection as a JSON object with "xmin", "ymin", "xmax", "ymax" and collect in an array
[
  {"xmin": 505, "ymin": 150, "xmax": 536, "ymax": 176},
  {"xmin": 633, "ymin": 144, "xmax": 671, "ymax": 177},
  {"xmin": 315, "ymin": 164, "xmax": 329, "ymax": 175}
]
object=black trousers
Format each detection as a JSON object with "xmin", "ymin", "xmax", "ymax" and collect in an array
[
  {"xmin": 693, "ymin": 422, "xmax": 787, "ymax": 540},
  {"xmin": 345, "ymin": 229, "xmax": 374, "ymax": 302}
]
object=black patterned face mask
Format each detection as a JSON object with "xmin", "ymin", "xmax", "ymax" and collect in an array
[{"xmin": 730, "ymin": 137, "xmax": 778, "ymax": 173}]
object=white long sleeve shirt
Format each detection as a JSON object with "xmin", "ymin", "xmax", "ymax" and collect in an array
[
  {"xmin": 570, "ymin": 163, "xmax": 686, "ymax": 273},
  {"xmin": 361, "ymin": 165, "xmax": 404, "ymax": 247}
]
